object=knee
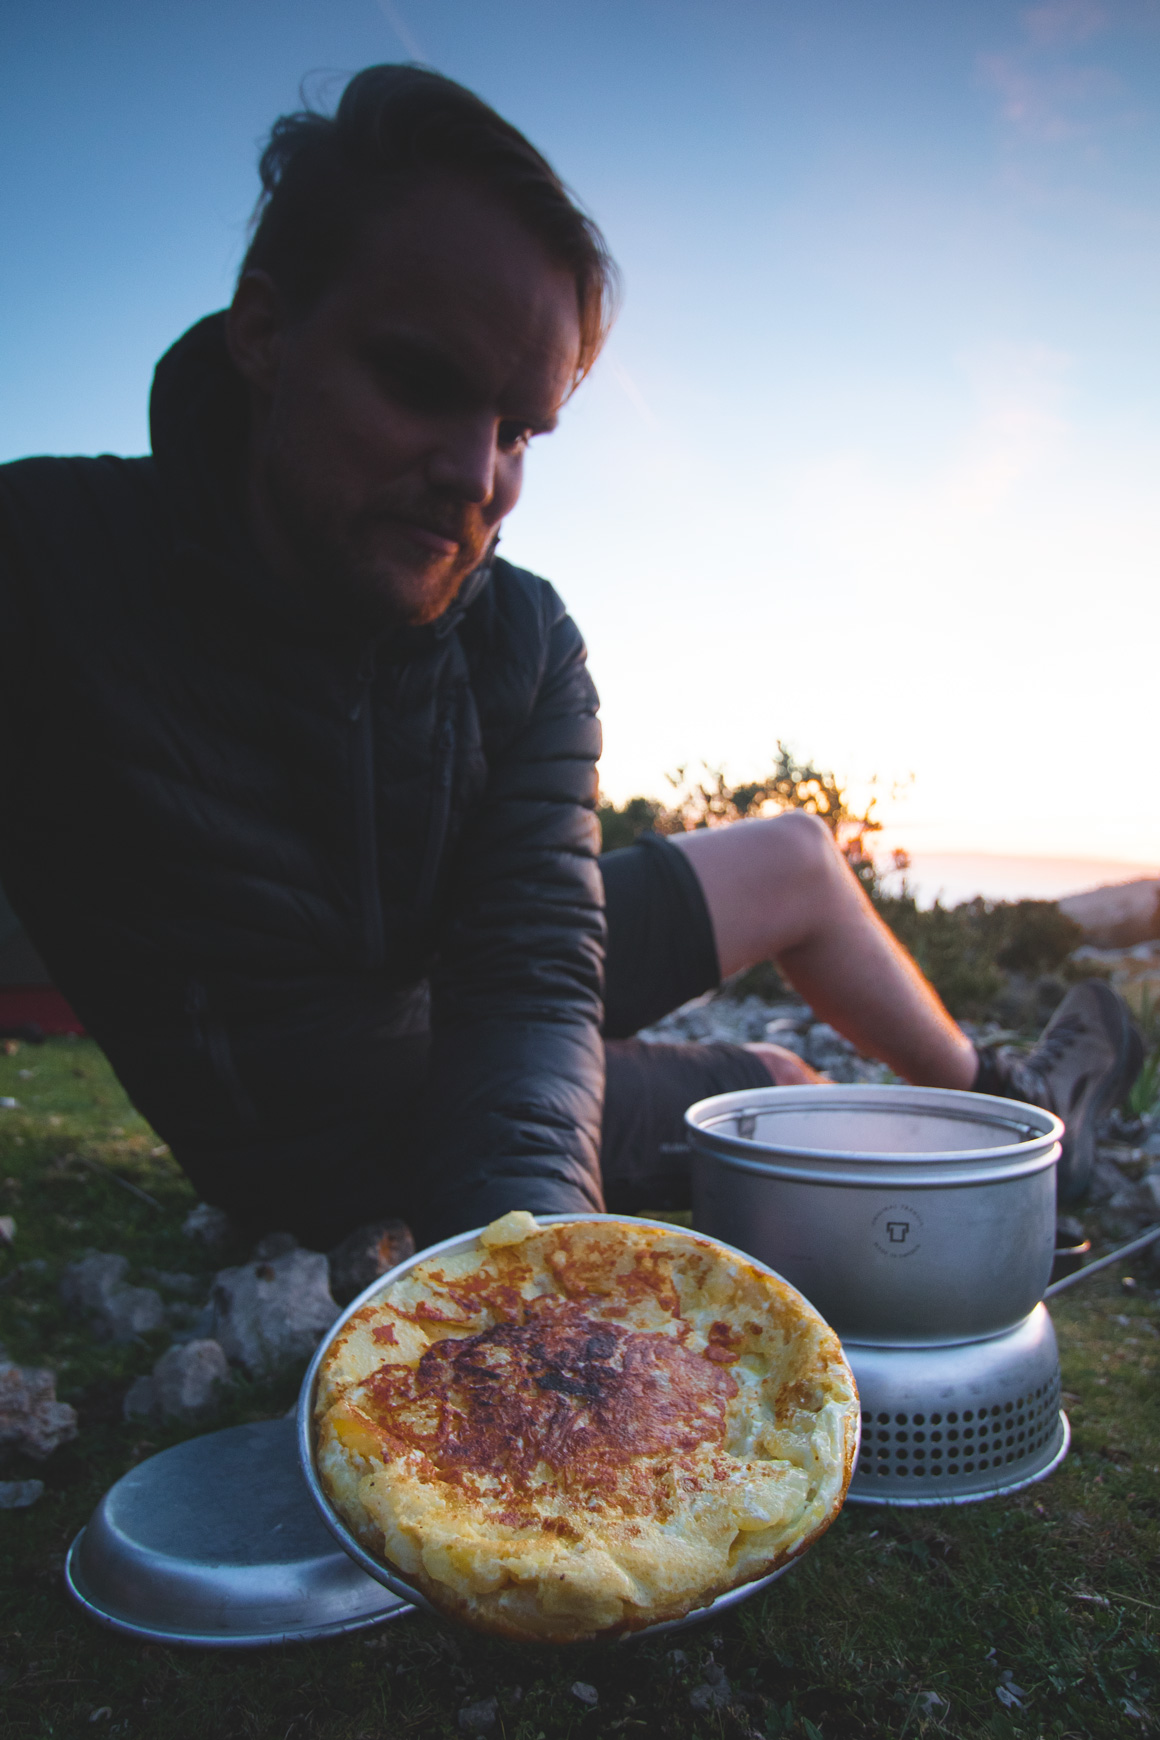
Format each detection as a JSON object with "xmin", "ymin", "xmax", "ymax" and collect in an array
[{"xmin": 759, "ymin": 809, "xmax": 840, "ymax": 886}]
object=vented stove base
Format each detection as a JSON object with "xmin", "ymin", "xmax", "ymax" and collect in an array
[{"xmin": 845, "ymin": 1304, "xmax": 1070, "ymax": 1506}]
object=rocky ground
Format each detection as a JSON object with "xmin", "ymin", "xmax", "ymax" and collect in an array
[
  {"xmin": 4, "ymin": 972, "xmax": 1157, "ymax": 1498},
  {"xmin": 1, "ymin": 1035, "xmax": 1158, "ymax": 1738}
]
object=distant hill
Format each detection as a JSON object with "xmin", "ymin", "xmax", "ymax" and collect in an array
[{"xmin": 1058, "ymin": 878, "xmax": 1160, "ymax": 949}]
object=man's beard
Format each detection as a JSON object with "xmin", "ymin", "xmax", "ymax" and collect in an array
[{"xmin": 266, "ymin": 471, "xmax": 491, "ymax": 630}]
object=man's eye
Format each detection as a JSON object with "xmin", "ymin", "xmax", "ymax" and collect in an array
[{"xmin": 498, "ymin": 422, "xmax": 534, "ymax": 453}]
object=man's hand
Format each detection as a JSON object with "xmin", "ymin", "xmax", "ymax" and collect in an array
[{"xmin": 742, "ymin": 1042, "xmax": 827, "ymax": 1087}]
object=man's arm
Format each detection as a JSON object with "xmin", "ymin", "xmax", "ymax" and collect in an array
[{"xmin": 421, "ymin": 590, "xmax": 605, "ymax": 1243}]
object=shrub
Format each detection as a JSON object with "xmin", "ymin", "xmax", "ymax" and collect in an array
[
  {"xmin": 597, "ymin": 746, "xmax": 1086, "ymax": 1024},
  {"xmin": 595, "ymin": 794, "xmax": 663, "ymax": 853}
]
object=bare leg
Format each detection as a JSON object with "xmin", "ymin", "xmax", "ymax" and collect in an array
[{"xmin": 670, "ymin": 813, "xmax": 977, "ymax": 1089}]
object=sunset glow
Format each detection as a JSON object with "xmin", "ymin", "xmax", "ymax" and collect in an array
[{"xmin": 3, "ymin": 1, "xmax": 1157, "ymax": 881}]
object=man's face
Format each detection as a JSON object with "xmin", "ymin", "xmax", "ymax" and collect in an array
[{"xmin": 228, "ymin": 175, "xmax": 582, "ymax": 627}]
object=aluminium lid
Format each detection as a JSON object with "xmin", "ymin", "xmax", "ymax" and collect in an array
[
  {"xmin": 685, "ymin": 1084, "xmax": 1063, "ymax": 1187},
  {"xmin": 64, "ymin": 1414, "xmax": 411, "ymax": 1648}
]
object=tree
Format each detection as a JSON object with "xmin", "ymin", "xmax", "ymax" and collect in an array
[{"xmin": 598, "ymin": 742, "xmax": 893, "ymax": 886}]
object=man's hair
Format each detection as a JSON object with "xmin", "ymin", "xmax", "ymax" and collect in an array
[{"xmin": 241, "ymin": 65, "xmax": 618, "ymax": 386}]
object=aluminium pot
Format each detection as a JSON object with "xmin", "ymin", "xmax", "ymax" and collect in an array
[{"xmin": 685, "ymin": 1084, "xmax": 1062, "ymax": 1347}]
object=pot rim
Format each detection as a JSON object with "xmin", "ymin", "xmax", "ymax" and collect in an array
[{"xmin": 685, "ymin": 1084, "xmax": 1062, "ymax": 1187}]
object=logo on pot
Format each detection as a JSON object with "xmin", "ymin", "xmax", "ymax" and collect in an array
[{"xmin": 872, "ymin": 1203, "xmax": 924, "ymax": 1258}]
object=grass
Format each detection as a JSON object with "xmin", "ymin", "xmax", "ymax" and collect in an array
[{"xmin": 1, "ymin": 1040, "xmax": 1158, "ymax": 1739}]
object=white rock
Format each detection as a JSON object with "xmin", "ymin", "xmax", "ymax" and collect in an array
[
  {"xmin": 689, "ymin": 1663, "xmax": 731, "ymax": 1712},
  {"xmin": 763, "ymin": 1020, "xmax": 808, "ymax": 1056},
  {"xmin": 59, "ymin": 1253, "xmax": 165, "ymax": 1342},
  {"xmin": 457, "ymin": 1698, "xmax": 498, "ymax": 1734},
  {"xmin": 153, "ymin": 1340, "xmax": 230, "ymax": 1420},
  {"xmin": 182, "ymin": 1203, "xmax": 235, "ymax": 1249},
  {"xmin": 61, "ymin": 1251, "xmax": 128, "ymax": 1307},
  {"xmin": 123, "ymin": 1340, "xmax": 231, "ymax": 1421},
  {"xmin": 0, "ymin": 1216, "xmax": 15, "ymax": 1246},
  {"xmin": 211, "ymin": 1250, "xmax": 339, "ymax": 1377},
  {"xmin": 0, "ymin": 1362, "xmax": 78, "ymax": 1458},
  {"xmin": 0, "ymin": 1477, "xmax": 45, "ymax": 1508}
]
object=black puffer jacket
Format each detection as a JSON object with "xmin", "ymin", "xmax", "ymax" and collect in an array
[{"xmin": 0, "ymin": 315, "xmax": 605, "ymax": 1245}]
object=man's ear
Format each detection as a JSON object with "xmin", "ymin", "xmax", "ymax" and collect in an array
[{"xmin": 226, "ymin": 270, "xmax": 285, "ymax": 396}]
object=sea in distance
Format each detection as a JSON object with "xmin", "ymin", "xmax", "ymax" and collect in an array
[{"xmin": 880, "ymin": 852, "xmax": 1160, "ymax": 911}]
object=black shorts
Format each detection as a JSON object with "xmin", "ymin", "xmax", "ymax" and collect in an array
[{"xmin": 598, "ymin": 834, "xmax": 770, "ymax": 1211}]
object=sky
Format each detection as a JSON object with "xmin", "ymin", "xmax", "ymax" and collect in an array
[{"xmin": 2, "ymin": 0, "xmax": 1158, "ymax": 894}]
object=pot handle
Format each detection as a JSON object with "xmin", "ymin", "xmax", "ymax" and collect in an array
[{"xmin": 1043, "ymin": 1224, "xmax": 1160, "ymax": 1297}]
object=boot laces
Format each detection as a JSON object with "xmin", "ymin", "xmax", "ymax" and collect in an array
[{"xmin": 1028, "ymin": 1012, "xmax": 1088, "ymax": 1075}]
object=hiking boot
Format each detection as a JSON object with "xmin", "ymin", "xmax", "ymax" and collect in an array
[{"xmin": 975, "ymin": 981, "xmax": 1144, "ymax": 1202}]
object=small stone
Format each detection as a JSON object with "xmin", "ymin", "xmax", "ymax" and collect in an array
[
  {"xmin": 666, "ymin": 1649, "xmax": 688, "ymax": 1672},
  {"xmin": 570, "ymin": 1682, "xmax": 598, "ymax": 1707},
  {"xmin": 328, "ymin": 1218, "xmax": 415, "ymax": 1305},
  {"xmin": 0, "ymin": 1216, "xmax": 15, "ymax": 1246},
  {"xmin": 0, "ymin": 1478, "xmax": 44, "ymax": 1508},
  {"xmin": 805, "ymin": 1022, "xmax": 856, "ymax": 1068},
  {"xmin": 0, "ymin": 1097, "xmax": 20, "ymax": 1111},
  {"xmin": 151, "ymin": 1340, "xmax": 229, "ymax": 1420},
  {"xmin": 1138, "ymin": 1170, "xmax": 1160, "ymax": 1215},
  {"xmin": 457, "ymin": 1697, "xmax": 498, "ymax": 1734},
  {"xmin": 1089, "ymin": 1155, "xmax": 1129, "ymax": 1205},
  {"xmin": 917, "ymin": 1691, "xmax": 948, "ymax": 1713},
  {"xmin": 0, "ymin": 1362, "xmax": 78, "ymax": 1457},
  {"xmin": 60, "ymin": 1253, "xmax": 165, "ymax": 1343},
  {"xmin": 690, "ymin": 1668, "xmax": 731, "ymax": 1712},
  {"xmin": 211, "ymin": 1249, "xmax": 339, "ymax": 1377},
  {"xmin": 763, "ymin": 1020, "xmax": 808, "ymax": 1056},
  {"xmin": 182, "ymin": 1203, "xmax": 236, "ymax": 1249},
  {"xmin": 122, "ymin": 1375, "xmax": 156, "ymax": 1422}
]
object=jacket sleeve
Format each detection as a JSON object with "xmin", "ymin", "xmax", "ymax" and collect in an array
[
  {"xmin": 0, "ymin": 468, "xmax": 33, "ymax": 750},
  {"xmin": 421, "ymin": 590, "xmax": 606, "ymax": 1243}
]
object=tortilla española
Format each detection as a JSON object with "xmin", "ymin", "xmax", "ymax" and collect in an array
[{"xmin": 313, "ymin": 1212, "xmax": 858, "ymax": 1642}]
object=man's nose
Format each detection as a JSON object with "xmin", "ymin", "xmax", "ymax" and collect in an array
[{"xmin": 426, "ymin": 417, "xmax": 498, "ymax": 503}]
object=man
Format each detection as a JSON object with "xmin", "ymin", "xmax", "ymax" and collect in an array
[{"xmin": 0, "ymin": 67, "xmax": 1139, "ymax": 1263}]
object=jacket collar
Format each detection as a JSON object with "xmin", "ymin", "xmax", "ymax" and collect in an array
[{"xmin": 148, "ymin": 312, "xmax": 495, "ymax": 650}]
